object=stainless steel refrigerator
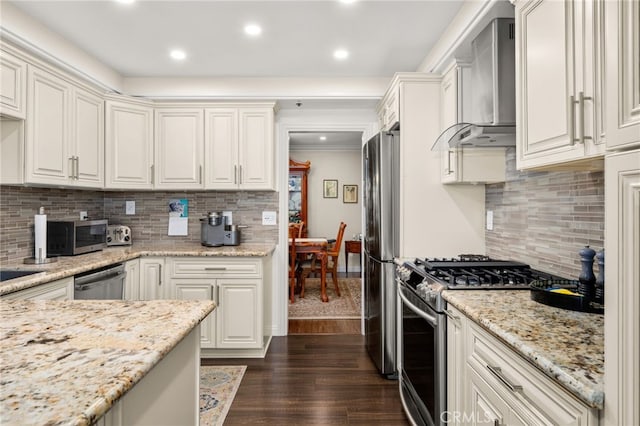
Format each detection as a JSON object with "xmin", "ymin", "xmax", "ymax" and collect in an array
[{"xmin": 363, "ymin": 131, "xmax": 399, "ymax": 379}]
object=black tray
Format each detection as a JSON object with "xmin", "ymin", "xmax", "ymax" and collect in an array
[{"xmin": 530, "ymin": 280, "xmax": 604, "ymax": 314}]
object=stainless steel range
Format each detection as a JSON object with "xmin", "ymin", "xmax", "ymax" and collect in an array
[{"xmin": 396, "ymin": 255, "xmax": 561, "ymax": 426}]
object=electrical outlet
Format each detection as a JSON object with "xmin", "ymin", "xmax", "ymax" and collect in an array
[
  {"xmin": 262, "ymin": 211, "xmax": 277, "ymax": 226},
  {"xmin": 486, "ymin": 210, "xmax": 494, "ymax": 231},
  {"xmin": 126, "ymin": 201, "xmax": 135, "ymax": 215}
]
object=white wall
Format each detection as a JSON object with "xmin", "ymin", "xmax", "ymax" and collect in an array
[{"xmin": 290, "ymin": 149, "xmax": 362, "ymax": 271}]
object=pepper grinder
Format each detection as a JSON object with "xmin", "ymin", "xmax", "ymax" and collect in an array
[
  {"xmin": 594, "ymin": 249, "xmax": 605, "ymax": 305},
  {"xmin": 577, "ymin": 245, "xmax": 596, "ymax": 301}
]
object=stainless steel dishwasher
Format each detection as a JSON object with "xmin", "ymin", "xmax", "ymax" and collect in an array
[{"xmin": 74, "ymin": 263, "xmax": 126, "ymax": 300}]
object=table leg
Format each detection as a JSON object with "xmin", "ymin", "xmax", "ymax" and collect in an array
[
  {"xmin": 345, "ymin": 245, "xmax": 349, "ymax": 274},
  {"xmin": 319, "ymin": 252, "xmax": 328, "ymax": 302}
]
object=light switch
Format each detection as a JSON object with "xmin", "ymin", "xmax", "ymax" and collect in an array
[
  {"xmin": 486, "ymin": 210, "xmax": 494, "ymax": 231},
  {"xmin": 262, "ymin": 211, "xmax": 277, "ymax": 226},
  {"xmin": 126, "ymin": 201, "xmax": 136, "ymax": 215}
]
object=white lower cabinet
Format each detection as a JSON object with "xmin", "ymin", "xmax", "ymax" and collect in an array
[
  {"xmin": 139, "ymin": 257, "xmax": 165, "ymax": 300},
  {"xmin": 447, "ymin": 307, "xmax": 599, "ymax": 425},
  {"xmin": 165, "ymin": 256, "xmax": 270, "ymax": 355},
  {"xmin": 123, "ymin": 259, "xmax": 140, "ymax": 301},
  {"xmin": 2, "ymin": 276, "xmax": 74, "ymax": 300},
  {"xmin": 216, "ymin": 279, "xmax": 261, "ymax": 348}
]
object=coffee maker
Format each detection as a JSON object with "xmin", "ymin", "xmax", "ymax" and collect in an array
[{"xmin": 200, "ymin": 212, "xmax": 241, "ymax": 247}]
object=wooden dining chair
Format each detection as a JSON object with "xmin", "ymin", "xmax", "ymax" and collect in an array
[
  {"xmin": 288, "ymin": 222, "xmax": 305, "ymax": 238},
  {"xmin": 289, "ymin": 233, "xmax": 298, "ymax": 303},
  {"xmin": 299, "ymin": 222, "xmax": 347, "ymax": 298}
]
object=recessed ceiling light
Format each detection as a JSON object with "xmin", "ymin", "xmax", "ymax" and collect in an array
[
  {"xmin": 333, "ymin": 49, "xmax": 349, "ymax": 60},
  {"xmin": 319, "ymin": 136, "xmax": 327, "ymax": 141},
  {"xmin": 114, "ymin": 0, "xmax": 135, "ymax": 4},
  {"xmin": 244, "ymin": 24, "xmax": 262, "ymax": 37},
  {"xmin": 339, "ymin": 0, "xmax": 357, "ymax": 4},
  {"xmin": 170, "ymin": 49, "xmax": 187, "ymax": 61}
]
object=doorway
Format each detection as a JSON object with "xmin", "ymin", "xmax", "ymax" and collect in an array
[
  {"xmin": 288, "ymin": 131, "xmax": 363, "ymax": 334},
  {"xmin": 275, "ymin": 115, "xmax": 378, "ymax": 337}
]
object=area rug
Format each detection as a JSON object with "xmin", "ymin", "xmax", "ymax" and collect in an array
[
  {"xmin": 288, "ymin": 277, "xmax": 361, "ymax": 319},
  {"xmin": 200, "ymin": 365, "xmax": 246, "ymax": 426}
]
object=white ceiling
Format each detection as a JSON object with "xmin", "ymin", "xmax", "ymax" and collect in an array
[{"xmin": 7, "ymin": 0, "xmax": 465, "ymax": 79}]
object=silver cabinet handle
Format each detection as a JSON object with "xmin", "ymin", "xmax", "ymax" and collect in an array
[
  {"xmin": 239, "ymin": 165, "xmax": 243, "ymax": 184},
  {"xmin": 158, "ymin": 264, "xmax": 162, "ymax": 286},
  {"xmin": 444, "ymin": 309, "xmax": 459, "ymax": 321},
  {"xmin": 487, "ymin": 365, "xmax": 522, "ymax": 393},
  {"xmin": 204, "ymin": 267, "xmax": 227, "ymax": 271},
  {"xmin": 75, "ymin": 156, "xmax": 79, "ymax": 179},
  {"xmin": 199, "ymin": 165, "xmax": 203, "ymax": 184},
  {"xmin": 151, "ymin": 165, "xmax": 155, "ymax": 185},
  {"xmin": 578, "ymin": 91, "xmax": 593, "ymax": 144},
  {"xmin": 68, "ymin": 157, "xmax": 74, "ymax": 179},
  {"xmin": 234, "ymin": 165, "xmax": 237, "ymax": 184},
  {"xmin": 569, "ymin": 95, "xmax": 577, "ymax": 146}
]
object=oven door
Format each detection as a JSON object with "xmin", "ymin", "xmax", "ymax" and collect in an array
[{"xmin": 397, "ymin": 279, "xmax": 446, "ymax": 426}]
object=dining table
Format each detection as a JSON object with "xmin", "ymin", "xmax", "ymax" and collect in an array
[{"xmin": 288, "ymin": 237, "xmax": 329, "ymax": 302}]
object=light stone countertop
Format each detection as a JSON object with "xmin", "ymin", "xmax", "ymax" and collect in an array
[
  {"xmin": 0, "ymin": 242, "xmax": 276, "ymax": 296},
  {"xmin": 0, "ymin": 299, "xmax": 215, "ymax": 425},
  {"xmin": 443, "ymin": 290, "xmax": 604, "ymax": 409}
]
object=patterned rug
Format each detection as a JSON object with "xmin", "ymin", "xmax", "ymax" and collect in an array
[
  {"xmin": 200, "ymin": 365, "xmax": 246, "ymax": 425},
  {"xmin": 288, "ymin": 277, "xmax": 362, "ymax": 319}
]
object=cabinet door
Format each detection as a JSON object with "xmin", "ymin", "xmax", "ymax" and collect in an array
[
  {"xmin": 468, "ymin": 367, "xmax": 510, "ymax": 426},
  {"xmin": 238, "ymin": 108, "xmax": 274, "ymax": 190},
  {"xmin": 25, "ymin": 65, "xmax": 71, "ymax": 184},
  {"xmin": 154, "ymin": 109, "xmax": 204, "ymax": 189},
  {"xmin": 216, "ymin": 279, "xmax": 261, "ymax": 348},
  {"xmin": 605, "ymin": 0, "xmax": 640, "ymax": 150},
  {"xmin": 2, "ymin": 277, "xmax": 74, "ymax": 300},
  {"xmin": 124, "ymin": 259, "xmax": 140, "ymax": 301},
  {"xmin": 0, "ymin": 50, "xmax": 26, "ymax": 119},
  {"xmin": 72, "ymin": 87, "xmax": 104, "ymax": 188},
  {"xmin": 204, "ymin": 108, "xmax": 238, "ymax": 189},
  {"xmin": 604, "ymin": 149, "xmax": 640, "ymax": 426},
  {"xmin": 105, "ymin": 100, "xmax": 153, "ymax": 189},
  {"xmin": 446, "ymin": 307, "xmax": 466, "ymax": 421},
  {"xmin": 440, "ymin": 66, "xmax": 459, "ymax": 183},
  {"xmin": 173, "ymin": 279, "xmax": 217, "ymax": 348},
  {"xmin": 139, "ymin": 258, "xmax": 165, "ymax": 300}
]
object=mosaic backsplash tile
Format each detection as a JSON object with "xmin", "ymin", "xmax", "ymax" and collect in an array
[
  {"xmin": 0, "ymin": 186, "xmax": 277, "ymax": 264},
  {"xmin": 485, "ymin": 149, "xmax": 604, "ymax": 280}
]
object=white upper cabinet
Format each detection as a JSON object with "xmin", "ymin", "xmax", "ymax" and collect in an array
[
  {"xmin": 516, "ymin": 0, "xmax": 605, "ymax": 169},
  {"xmin": 605, "ymin": 0, "xmax": 640, "ymax": 151},
  {"xmin": 0, "ymin": 49, "xmax": 26, "ymax": 119},
  {"xmin": 105, "ymin": 97, "xmax": 154, "ymax": 190},
  {"xmin": 71, "ymin": 87, "xmax": 104, "ymax": 188},
  {"xmin": 204, "ymin": 105, "xmax": 274, "ymax": 190},
  {"xmin": 25, "ymin": 65, "xmax": 71, "ymax": 185},
  {"xmin": 154, "ymin": 108, "xmax": 204, "ymax": 189}
]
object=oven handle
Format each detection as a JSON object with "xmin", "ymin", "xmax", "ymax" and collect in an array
[{"xmin": 397, "ymin": 282, "xmax": 438, "ymax": 327}]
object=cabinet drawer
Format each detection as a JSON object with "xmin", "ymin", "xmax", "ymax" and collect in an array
[
  {"xmin": 467, "ymin": 322, "xmax": 597, "ymax": 426},
  {"xmin": 168, "ymin": 257, "xmax": 261, "ymax": 279}
]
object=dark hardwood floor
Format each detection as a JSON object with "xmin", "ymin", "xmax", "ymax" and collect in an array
[{"xmin": 202, "ymin": 335, "xmax": 409, "ymax": 425}]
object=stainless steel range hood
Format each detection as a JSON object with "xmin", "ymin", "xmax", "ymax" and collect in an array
[{"xmin": 433, "ymin": 18, "xmax": 516, "ymax": 151}]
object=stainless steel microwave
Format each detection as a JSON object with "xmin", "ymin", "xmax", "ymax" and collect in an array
[{"xmin": 47, "ymin": 219, "xmax": 108, "ymax": 256}]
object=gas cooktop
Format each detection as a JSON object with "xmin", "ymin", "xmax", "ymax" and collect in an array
[{"xmin": 405, "ymin": 255, "xmax": 562, "ymax": 290}]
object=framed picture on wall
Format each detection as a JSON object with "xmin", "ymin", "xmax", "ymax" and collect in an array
[
  {"xmin": 343, "ymin": 184, "xmax": 358, "ymax": 203},
  {"xmin": 323, "ymin": 179, "xmax": 338, "ymax": 198}
]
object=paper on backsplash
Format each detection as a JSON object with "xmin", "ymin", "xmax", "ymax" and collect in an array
[{"xmin": 168, "ymin": 199, "xmax": 188, "ymax": 236}]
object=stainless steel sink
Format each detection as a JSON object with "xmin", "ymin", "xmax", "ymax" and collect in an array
[{"xmin": 0, "ymin": 270, "xmax": 42, "ymax": 282}]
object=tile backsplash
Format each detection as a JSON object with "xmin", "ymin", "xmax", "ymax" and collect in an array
[
  {"xmin": 485, "ymin": 149, "xmax": 604, "ymax": 280},
  {"xmin": 0, "ymin": 186, "xmax": 278, "ymax": 264}
]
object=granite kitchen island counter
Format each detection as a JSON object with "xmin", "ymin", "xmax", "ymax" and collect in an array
[
  {"xmin": 443, "ymin": 290, "xmax": 604, "ymax": 409},
  {"xmin": 0, "ymin": 299, "xmax": 215, "ymax": 425},
  {"xmin": 0, "ymin": 242, "xmax": 276, "ymax": 296}
]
